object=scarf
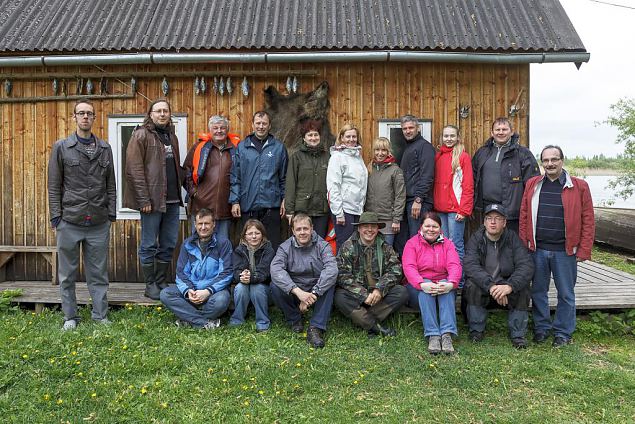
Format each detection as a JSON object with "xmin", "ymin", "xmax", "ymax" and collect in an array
[{"xmin": 372, "ymin": 154, "xmax": 396, "ymax": 165}]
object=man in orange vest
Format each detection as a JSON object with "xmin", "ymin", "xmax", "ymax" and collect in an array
[{"xmin": 184, "ymin": 115, "xmax": 238, "ymax": 239}]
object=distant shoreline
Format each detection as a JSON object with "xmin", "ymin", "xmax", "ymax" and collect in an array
[{"xmin": 565, "ymin": 168, "xmax": 620, "ymax": 176}]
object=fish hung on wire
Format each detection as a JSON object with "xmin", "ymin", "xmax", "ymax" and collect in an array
[
  {"xmin": 219, "ymin": 77, "xmax": 225, "ymax": 96},
  {"xmin": 241, "ymin": 77, "xmax": 250, "ymax": 97},
  {"xmin": 286, "ymin": 76, "xmax": 293, "ymax": 93},
  {"xmin": 99, "ymin": 77, "xmax": 107, "ymax": 95},
  {"xmin": 226, "ymin": 77, "xmax": 233, "ymax": 95},
  {"xmin": 200, "ymin": 76, "xmax": 207, "ymax": 94},
  {"xmin": 213, "ymin": 76, "xmax": 219, "ymax": 94},
  {"xmin": 162, "ymin": 77, "xmax": 169, "ymax": 96},
  {"xmin": 194, "ymin": 77, "xmax": 201, "ymax": 95},
  {"xmin": 52, "ymin": 78, "xmax": 59, "ymax": 95},
  {"xmin": 86, "ymin": 78, "xmax": 94, "ymax": 95}
]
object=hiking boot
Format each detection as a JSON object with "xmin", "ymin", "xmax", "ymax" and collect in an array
[
  {"xmin": 469, "ymin": 331, "xmax": 484, "ymax": 342},
  {"xmin": 291, "ymin": 320, "xmax": 304, "ymax": 333},
  {"xmin": 428, "ymin": 335, "xmax": 441, "ymax": 355},
  {"xmin": 202, "ymin": 319, "xmax": 221, "ymax": 330},
  {"xmin": 306, "ymin": 326, "xmax": 325, "ymax": 348},
  {"xmin": 367, "ymin": 322, "xmax": 397, "ymax": 338},
  {"xmin": 62, "ymin": 319, "xmax": 77, "ymax": 331},
  {"xmin": 512, "ymin": 337, "xmax": 528, "ymax": 349},
  {"xmin": 441, "ymin": 333, "xmax": 455, "ymax": 355},
  {"xmin": 552, "ymin": 336, "xmax": 572, "ymax": 348}
]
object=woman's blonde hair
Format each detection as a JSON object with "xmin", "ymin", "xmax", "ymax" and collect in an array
[
  {"xmin": 336, "ymin": 124, "xmax": 361, "ymax": 147},
  {"xmin": 367, "ymin": 137, "xmax": 392, "ymax": 173},
  {"xmin": 441, "ymin": 125, "xmax": 465, "ymax": 173}
]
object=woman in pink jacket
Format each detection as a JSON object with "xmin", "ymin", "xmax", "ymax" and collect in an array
[
  {"xmin": 403, "ymin": 211, "xmax": 462, "ymax": 355},
  {"xmin": 433, "ymin": 125, "xmax": 473, "ymax": 263}
]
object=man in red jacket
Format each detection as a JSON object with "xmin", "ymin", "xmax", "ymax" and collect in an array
[{"xmin": 519, "ymin": 145, "xmax": 595, "ymax": 348}]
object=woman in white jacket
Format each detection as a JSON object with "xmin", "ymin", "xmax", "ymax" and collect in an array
[{"xmin": 327, "ymin": 124, "xmax": 368, "ymax": 251}]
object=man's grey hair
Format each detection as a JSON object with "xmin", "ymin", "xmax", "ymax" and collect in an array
[
  {"xmin": 208, "ymin": 115, "xmax": 230, "ymax": 131},
  {"xmin": 400, "ymin": 115, "xmax": 419, "ymax": 125}
]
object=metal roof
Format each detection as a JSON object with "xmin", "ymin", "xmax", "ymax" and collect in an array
[{"xmin": 0, "ymin": 0, "xmax": 586, "ymax": 53}]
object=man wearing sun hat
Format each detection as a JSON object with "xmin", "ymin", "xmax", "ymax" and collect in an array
[{"xmin": 335, "ymin": 212, "xmax": 408, "ymax": 337}]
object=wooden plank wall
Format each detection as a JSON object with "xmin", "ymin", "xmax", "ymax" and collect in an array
[{"xmin": 0, "ymin": 61, "xmax": 529, "ymax": 282}]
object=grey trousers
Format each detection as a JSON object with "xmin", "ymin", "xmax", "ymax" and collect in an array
[
  {"xmin": 334, "ymin": 285, "xmax": 409, "ymax": 330},
  {"xmin": 56, "ymin": 220, "xmax": 111, "ymax": 321}
]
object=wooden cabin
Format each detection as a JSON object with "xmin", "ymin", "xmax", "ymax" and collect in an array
[{"xmin": 0, "ymin": 0, "xmax": 588, "ymax": 283}]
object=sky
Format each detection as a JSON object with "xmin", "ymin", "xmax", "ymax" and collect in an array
[{"xmin": 530, "ymin": 0, "xmax": 635, "ymax": 158}]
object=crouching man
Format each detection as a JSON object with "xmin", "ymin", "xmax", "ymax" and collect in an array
[
  {"xmin": 335, "ymin": 212, "xmax": 408, "ymax": 337},
  {"xmin": 160, "ymin": 208, "xmax": 232, "ymax": 329},
  {"xmin": 463, "ymin": 204, "xmax": 534, "ymax": 348},
  {"xmin": 271, "ymin": 214, "xmax": 338, "ymax": 348}
]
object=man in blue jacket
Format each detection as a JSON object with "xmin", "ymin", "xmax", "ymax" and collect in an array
[
  {"xmin": 160, "ymin": 208, "xmax": 232, "ymax": 329},
  {"xmin": 230, "ymin": 111, "xmax": 288, "ymax": 249}
]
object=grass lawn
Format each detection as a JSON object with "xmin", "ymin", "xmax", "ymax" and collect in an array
[
  {"xmin": 592, "ymin": 245, "xmax": 635, "ymax": 275},
  {"xmin": 1, "ymin": 303, "xmax": 634, "ymax": 423}
]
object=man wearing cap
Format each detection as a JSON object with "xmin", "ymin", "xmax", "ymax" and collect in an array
[
  {"xmin": 520, "ymin": 145, "xmax": 594, "ymax": 348},
  {"xmin": 335, "ymin": 212, "xmax": 409, "ymax": 337},
  {"xmin": 270, "ymin": 213, "xmax": 338, "ymax": 348},
  {"xmin": 463, "ymin": 204, "xmax": 534, "ymax": 348},
  {"xmin": 472, "ymin": 117, "xmax": 540, "ymax": 233}
]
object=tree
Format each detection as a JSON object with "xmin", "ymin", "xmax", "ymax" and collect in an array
[{"xmin": 606, "ymin": 98, "xmax": 635, "ymax": 200}]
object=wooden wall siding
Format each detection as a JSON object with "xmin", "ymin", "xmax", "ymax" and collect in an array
[{"xmin": 0, "ymin": 61, "xmax": 529, "ymax": 282}]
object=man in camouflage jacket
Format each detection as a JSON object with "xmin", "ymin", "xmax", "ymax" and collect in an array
[{"xmin": 335, "ymin": 212, "xmax": 409, "ymax": 337}]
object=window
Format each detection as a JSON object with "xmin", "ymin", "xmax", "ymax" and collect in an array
[
  {"xmin": 378, "ymin": 119, "xmax": 432, "ymax": 165},
  {"xmin": 108, "ymin": 114, "xmax": 189, "ymax": 219}
]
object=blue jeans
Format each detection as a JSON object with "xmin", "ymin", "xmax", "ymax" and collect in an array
[
  {"xmin": 139, "ymin": 203, "xmax": 180, "ymax": 264},
  {"xmin": 438, "ymin": 212, "xmax": 465, "ymax": 261},
  {"xmin": 406, "ymin": 283, "xmax": 457, "ymax": 337},
  {"xmin": 531, "ymin": 248, "xmax": 577, "ymax": 340},
  {"xmin": 333, "ymin": 213, "xmax": 359, "ymax": 252},
  {"xmin": 190, "ymin": 216, "xmax": 230, "ymax": 240},
  {"xmin": 160, "ymin": 285, "xmax": 230, "ymax": 328},
  {"xmin": 230, "ymin": 283, "xmax": 271, "ymax": 331},
  {"xmin": 271, "ymin": 284, "xmax": 335, "ymax": 331}
]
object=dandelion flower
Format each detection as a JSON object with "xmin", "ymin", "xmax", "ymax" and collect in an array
[
  {"xmin": 43, "ymin": 394, "xmax": 50, "ymax": 401},
  {"xmin": 141, "ymin": 387, "xmax": 148, "ymax": 394},
  {"xmin": 21, "ymin": 354, "xmax": 28, "ymax": 359},
  {"xmin": 91, "ymin": 393, "xmax": 97, "ymax": 398},
  {"xmin": 56, "ymin": 399, "xmax": 63, "ymax": 405}
]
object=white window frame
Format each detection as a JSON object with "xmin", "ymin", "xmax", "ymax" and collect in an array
[
  {"xmin": 108, "ymin": 114, "xmax": 189, "ymax": 220},
  {"xmin": 378, "ymin": 119, "xmax": 432, "ymax": 142}
]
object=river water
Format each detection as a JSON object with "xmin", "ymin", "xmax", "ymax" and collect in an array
[{"xmin": 584, "ymin": 175, "xmax": 635, "ymax": 209}]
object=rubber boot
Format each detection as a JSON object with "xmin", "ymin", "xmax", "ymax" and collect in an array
[
  {"xmin": 155, "ymin": 261, "xmax": 171, "ymax": 290},
  {"xmin": 142, "ymin": 262, "xmax": 161, "ymax": 300}
]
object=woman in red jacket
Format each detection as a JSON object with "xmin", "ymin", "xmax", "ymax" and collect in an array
[{"xmin": 433, "ymin": 125, "xmax": 474, "ymax": 264}]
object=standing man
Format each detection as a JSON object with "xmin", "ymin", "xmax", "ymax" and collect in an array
[
  {"xmin": 124, "ymin": 98, "xmax": 184, "ymax": 300},
  {"xmin": 160, "ymin": 208, "xmax": 232, "ymax": 329},
  {"xmin": 48, "ymin": 100, "xmax": 116, "ymax": 330},
  {"xmin": 472, "ymin": 117, "xmax": 540, "ymax": 233},
  {"xmin": 463, "ymin": 204, "xmax": 534, "ymax": 348},
  {"xmin": 230, "ymin": 111, "xmax": 288, "ymax": 249},
  {"xmin": 520, "ymin": 145, "xmax": 595, "ymax": 347},
  {"xmin": 335, "ymin": 212, "xmax": 408, "ymax": 337},
  {"xmin": 397, "ymin": 115, "xmax": 435, "ymax": 250},
  {"xmin": 270, "ymin": 214, "xmax": 338, "ymax": 348},
  {"xmin": 184, "ymin": 115, "xmax": 234, "ymax": 239}
]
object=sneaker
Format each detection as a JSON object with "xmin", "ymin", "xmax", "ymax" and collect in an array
[
  {"xmin": 469, "ymin": 331, "xmax": 484, "ymax": 342},
  {"xmin": 533, "ymin": 332, "xmax": 549, "ymax": 344},
  {"xmin": 291, "ymin": 320, "xmax": 304, "ymax": 333},
  {"xmin": 428, "ymin": 335, "xmax": 441, "ymax": 355},
  {"xmin": 95, "ymin": 318, "xmax": 112, "ymax": 325},
  {"xmin": 552, "ymin": 336, "xmax": 572, "ymax": 348},
  {"xmin": 512, "ymin": 337, "xmax": 528, "ymax": 349},
  {"xmin": 202, "ymin": 319, "xmax": 221, "ymax": 330},
  {"xmin": 306, "ymin": 326, "xmax": 325, "ymax": 348},
  {"xmin": 441, "ymin": 333, "xmax": 455, "ymax": 354},
  {"xmin": 62, "ymin": 319, "xmax": 77, "ymax": 331},
  {"xmin": 175, "ymin": 319, "xmax": 192, "ymax": 328}
]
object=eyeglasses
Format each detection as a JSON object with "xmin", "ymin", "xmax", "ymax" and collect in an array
[
  {"xmin": 485, "ymin": 216, "xmax": 506, "ymax": 223},
  {"xmin": 151, "ymin": 108, "xmax": 170, "ymax": 114},
  {"xmin": 75, "ymin": 111, "xmax": 95, "ymax": 117},
  {"xmin": 541, "ymin": 158, "xmax": 562, "ymax": 164}
]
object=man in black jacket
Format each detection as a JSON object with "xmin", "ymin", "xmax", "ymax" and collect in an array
[
  {"xmin": 463, "ymin": 204, "xmax": 534, "ymax": 348},
  {"xmin": 396, "ymin": 115, "xmax": 435, "ymax": 252},
  {"xmin": 48, "ymin": 100, "xmax": 116, "ymax": 330},
  {"xmin": 471, "ymin": 118, "xmax": 539, "ymax": 233}
]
